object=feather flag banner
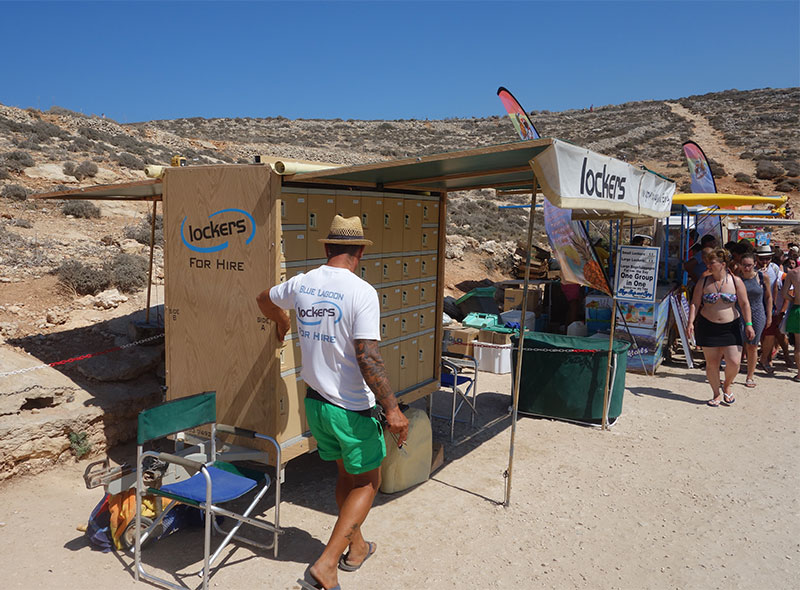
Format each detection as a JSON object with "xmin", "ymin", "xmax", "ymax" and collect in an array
[
  {"xmin": 682, "ymin": 140, "xmax": 718, "ymax": 194},
  {"xmin": 497, "ymin": 87, "xmax": 540, "ymax": 140}
]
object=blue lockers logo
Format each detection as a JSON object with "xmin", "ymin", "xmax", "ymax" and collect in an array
[
  {"xmin": 297, "ymin": 300, "xmax": 343, "ymax": 326},
  {"xmin": 181, "ymin": 208, "xmax": 256, "ymax": 253}
]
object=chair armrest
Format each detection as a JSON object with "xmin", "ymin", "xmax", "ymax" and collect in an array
[
  {"xmin": 156, "ymin": 452, "xmax": 204, "ymax": 472},
  {"xmin": 217, "ymin": 424, "xmax": 282, "ymax": 465}
]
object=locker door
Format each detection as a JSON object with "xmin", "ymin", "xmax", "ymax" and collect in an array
[
  {"xmin": 403, "ymin": 199, "xmax": 423, "ymax": 251},
  {"xmin": 401, "ymin": 283, "xmax": 420, "ymax": 309},
  {"xmin": 402, "ymin": 255, "xmax": 421, "ymax": 280},
  {"xmin": 421, "ymin": 200, "xmax": 440, "ymax": 223},
  {"xmin": 281, "ymin": 230, "xmax": 307, "ymax": 262},
  {"xmin": 400, "ymin": 311, "xmax": 419, "ymax": 336},
  {"xmin": 418, "ymin": 332, "xmax": 436, "ymax": 383},
  {"xmin": 421, "ymin": 226, "xmax": 438, "ymax": 251},
  {"xmin": 419, "ymin": 279, "xmax": 437, "ymax": 305},
  {"xmin": 380, "ymin": 314, "xmax": 402, "ymax": 341},
  {"xmin": 279, "ymin": 336, "xmax": 303, "ymax": 373},
  {"xmin": 380, "ymin": 343, "xmax": 401, "ymax": 394},
  {"xmin": 358, "ymin": 259, "xmax": 382, "ymax": 285},
  {"xmin": 382, "ymin": 198, "xmax": 404, "ymax": 253},
  {"xmin": 360, "ymin": 196, "xmax": 383, "ymax": 251},
  {"xmin": 335, "ymin": 194, "xmax": 361, "ymax": 219},
  {"xmin": 307, "ymin": 194, "xmax": 337, "ymax": 260},
  {"xmin": 278, "ymin": 373, "xmax": 308, "ymax": 440},
  {"xmin": 379, "ymin": 286, "xmax": 402, "ymax": 313},
  {"xmin": 418, "ymin": 306, "xmax": 436, "ymax": 332},
  {"xmin": 399, "ymin": 337, "xmax": 419, "ymax": 391},
  {"xmin": 420, "ymin": 254, "xmax": 437, "ymax": 278},
  {"xmin": 381, "ymin": 256, "xmax": 403, "ymax": 283},
  {"xmin": 280, "ymin": 192, "xmax": 307, "ymax": 225}
]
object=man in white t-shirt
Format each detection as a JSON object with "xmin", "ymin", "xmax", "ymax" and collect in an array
[{"xmin": 257, "ymin": 215, "xmax": 408, "ymax": 590}]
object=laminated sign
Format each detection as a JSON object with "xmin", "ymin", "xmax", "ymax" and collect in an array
[
  {"xmin": 531, "ymin": 139, "xmax": 674, "ymax": 218},
  {"xmin": 614, "ymin": 246, "xmax": 660, "ymax": 302}
]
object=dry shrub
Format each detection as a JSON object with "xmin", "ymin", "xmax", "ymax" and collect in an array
[{"xmin": 61, "ymin": 200, "xmax": 101, "ymax": 218}]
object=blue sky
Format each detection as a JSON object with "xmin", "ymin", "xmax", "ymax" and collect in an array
[{"xmin": 1, "ymin": 1, "xmax": 798, "ymax": 122}]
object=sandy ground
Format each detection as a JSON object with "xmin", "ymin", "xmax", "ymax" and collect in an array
[{"xmin": 1, "ymin": 360, "xmax": 798, "ymax": 590}]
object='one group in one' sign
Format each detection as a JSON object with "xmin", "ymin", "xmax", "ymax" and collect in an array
[{"xmin": 615, "ymin": 245, "xmax": 660, "ymax": 302}]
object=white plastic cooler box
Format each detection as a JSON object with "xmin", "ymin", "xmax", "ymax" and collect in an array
[{"xmin": 472, "ymin": 340, "xmax": 513, "ymax": 374}]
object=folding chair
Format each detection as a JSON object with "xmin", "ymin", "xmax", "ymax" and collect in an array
[
  {"xmin": 134, "ymin": 391, "xmax": 282, "ymax": 590},
  {"xmin": 437, "ymin": 352, "xmax": 479, "ymax": 442}
]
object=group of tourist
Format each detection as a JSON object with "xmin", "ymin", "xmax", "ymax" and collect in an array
[{"xmin": 687, "ymin": 235, "xmax": 799, "ymax": 407}]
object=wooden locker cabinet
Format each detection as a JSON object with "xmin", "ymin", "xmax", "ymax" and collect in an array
[{"xmin": 164, "ymin": 165, "xmax": 444, "ymax": 465}]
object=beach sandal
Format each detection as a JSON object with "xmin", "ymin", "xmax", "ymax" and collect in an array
[
  {"xmin": 338, "ymin": 541, "xmax": 377, "ymax": 572},
  {"xmin": 792, "ymin": 375, "xmax": 800, "ymax": 383},
  {"xmin": 757, "ymin": 361, "xmax": 774, "ymax": 376},
  {"xmin": 707, "ymin": 398, "xmax": 721, "ymax": 407},
  {"xmin": 723, "ymin": 392, "xmax": 735, "ymax": 405},
  {"xmin": 745, "ymin": 378, "xmax": 756, "ymax": 388},
  {"xmin": 298, "ymin": 567, "xmax": 341, "ymax": 590}
]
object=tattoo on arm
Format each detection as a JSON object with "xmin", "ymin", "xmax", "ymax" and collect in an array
[{"xmin": 355, "ymin": 339, "xmax": 397, "ymax": 411}]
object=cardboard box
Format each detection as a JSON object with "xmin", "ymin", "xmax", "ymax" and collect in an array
[
  {"xmin": 442, "ymin": 326, "xmax": 479, "ymax": 357},
  {"xmin": 477, "ymin": 329, "xmax": 495, "ymax": 344},
  {"xmin": 503, "ymin": 288, "xmax": 540, "ymax": 312},
  {"xmin": 491, "ymin": 330, "xmax": 513, "ymax": 345}
]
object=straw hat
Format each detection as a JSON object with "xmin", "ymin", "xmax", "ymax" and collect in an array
[
  {"xmin": 318, "ymin": 214, "xmax": 373, "ymax": 246},
  {"xmin": 756, "ymin": 244, "xmax": 773, "ymax": 256}
]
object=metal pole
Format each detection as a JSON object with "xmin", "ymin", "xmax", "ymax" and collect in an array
[
  {"xmin": 145, "ymin": 199, "xmax": 157, "ymax": 323},
  {"xmin": 504, "ymin": 184, "xmax": 537, "ymax": 507},
  {"xmin": 601, "ymin": 296, "xmax": 618, "ymax": 430}
]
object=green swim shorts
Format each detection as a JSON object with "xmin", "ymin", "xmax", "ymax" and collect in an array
[
  {"xmin": 304, "ymin": 397, "xmax": 386, "ymax": 475},
  {"xmin": 787, "ymin": 304, "xmax": 800, "ymax": 334}
]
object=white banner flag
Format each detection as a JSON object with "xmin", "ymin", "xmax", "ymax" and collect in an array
[{"xmin": 531, "ymin": 139, "xmax": 674, "ymax": 218}]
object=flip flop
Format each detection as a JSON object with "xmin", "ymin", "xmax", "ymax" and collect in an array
[
  {"xmin": 707, "ymin": 399, "xmax": 721, "ymax": 407},
  {"xmin": 338, "ymin": 541, "xmax": 377, "ymax": 572},
  {"xmin": 298, "ymin": 567, "xmax": 341, "ymax": 590},
  {"xmin": 745, "ymin": 379, "xmax": 756, "ymax": 388},
  {"xmin": 723, "ymin": 392, "xmax": 735, "ymax": 405},
  {"xmin": 792, "ymin": 375, "xmax": 800, "ymax": 383}
]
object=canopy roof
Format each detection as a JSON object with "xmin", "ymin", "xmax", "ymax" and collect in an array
[
  {"xmin": 30, "ymin": 138, "xmax": 676, "ymax": 220},
  {"xmin": 32, "ymin": 179, "xmax": 162, "ymax": 201}
]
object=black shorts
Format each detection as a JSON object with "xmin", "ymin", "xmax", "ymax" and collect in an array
[{"xmin": 695, "ymin": 314, "xmax": 743, "ymax": 348}]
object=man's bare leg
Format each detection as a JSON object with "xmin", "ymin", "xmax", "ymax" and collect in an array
[
  {"xmin": 309, "ymin": 461, "xmax": 380, "ymax": 589},
  {"xmin": 794, "ymin": 333, "xmax": 800, "ymax": 378}
]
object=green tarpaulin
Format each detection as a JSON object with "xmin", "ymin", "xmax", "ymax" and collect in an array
[{"xmin": 511, "ymin": 332, "xmax": 630, "ymax": 424}]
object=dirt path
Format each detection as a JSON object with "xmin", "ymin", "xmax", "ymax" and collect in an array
[
  {"xmin": 666, "ymin": 102, "xmax": 771, "ymax": 194},
  {"xmin": 1, "ymin": 362, "xmax": 798, "ymax": 590}
]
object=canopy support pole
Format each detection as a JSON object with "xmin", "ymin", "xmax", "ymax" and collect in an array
[
  {"xmin": 504, "ymin": 182, "xmax": 537, "ymax": 507},
  {"xmin": 145, "ymin": 199, "xmax": 157, "ymax": 324},
  {"xmin": 601, "ymin": 296, "xmax": 618, "ymax": 430}
]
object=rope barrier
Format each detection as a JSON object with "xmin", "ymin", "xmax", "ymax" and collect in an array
[{"xmin": 0, "ymin": 333, "xmax": 164, "ymax": 380}]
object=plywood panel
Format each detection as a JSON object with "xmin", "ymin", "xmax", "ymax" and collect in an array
[{"xmin": 164, "ymin": 165, "xmax": 280, "ymax": 449}]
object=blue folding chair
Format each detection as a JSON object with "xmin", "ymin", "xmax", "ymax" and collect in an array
[
  {"xmin": 437, "ymin": 352, "xmax": 479, "ymax": 442},
  {"xmin": 134, "ymin": 391, "xmax": 282, "ymax": 590}
]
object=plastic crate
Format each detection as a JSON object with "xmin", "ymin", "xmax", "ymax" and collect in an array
[
  {"xmin": 473, "ymin": 340, "xmax": 512, "ymax": 374},
  {"xmin": 462, "ymin": 312, "xmax": 500, "ymax": 329}
]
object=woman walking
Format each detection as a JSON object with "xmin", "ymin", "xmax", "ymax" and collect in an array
[
  {"xmin": 736, "ymin": 252, "xmax": 772, "ymax": 387},
  {"xmin": 688, "ymin": 249, "xmax": 755, "ymax": 406}
]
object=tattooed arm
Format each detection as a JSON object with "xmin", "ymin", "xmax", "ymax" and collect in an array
[{"xmin": 355, "ymin": 339, "xmax": 409, "ymax": 445}]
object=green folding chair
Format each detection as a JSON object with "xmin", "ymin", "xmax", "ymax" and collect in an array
[{"xmin": 134, "ymin": 391, "xmax": 282, "ymax": 590}]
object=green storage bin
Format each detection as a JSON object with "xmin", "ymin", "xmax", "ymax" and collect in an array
[
  {"xmin": 511, "ymin": 332, "xmax": 629, "ymax": 424},
  {"xmin": 462, "ymin": 312, "xmax": 499, "ymax": 329},
  {"xmin": 456, "ymin": 287, "xmax": 499, "ymax": 316}
]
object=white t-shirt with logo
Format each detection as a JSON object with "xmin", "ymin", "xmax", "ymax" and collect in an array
[{"xmin": 269, "ymin": 265, "xmax": 380, "ymax": 411}]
